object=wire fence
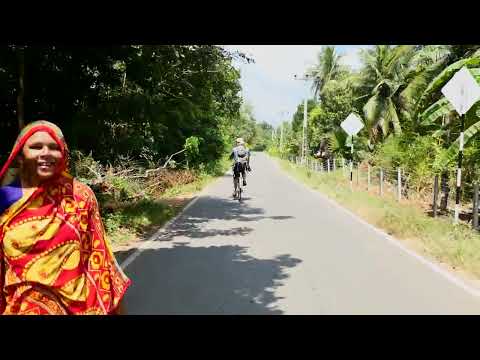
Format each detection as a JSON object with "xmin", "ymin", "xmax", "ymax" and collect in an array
[{"xmin": 285, "ymin": 155, "xmax": 479, "ymax": 230}]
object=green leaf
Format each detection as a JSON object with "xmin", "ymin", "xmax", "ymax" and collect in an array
[
  {"xmin": 418, "ymin": 68, "xmax": 480, "ymax": 126},
  {"xmin": 376, "ymin": 116, "xmax": 388, "ymax": 137},
  {"xmin": 419, "ymin": 97, "xmax": 454, "ymax": 126},
  {"xmin": 345, "ymin": 135, "xmax": 353, "ymax": 148},
  {"xmin": 432, "ymin": 129, "xmax": 446, "ymax": 138},
  {"xmin": 440, "ymin": 119, "xmax": 480, "ymax": 168},
  {"xmin": 416, "ymin": 58, "xmax": 480, "ymax": 114},
  {"xmin": 328, "ymin": 129, "xmax": 348, "ymax": 154},
  {"xmin": 400, "ymin": 57, "xmax": 448, "ymax": 111},
  {"xmin": 363, "ymin": 94, "xmax": 383, "ymax": 129},
  {"xmin": 385, "ymin": 98, "xmax": 402, "ymax": 135}
]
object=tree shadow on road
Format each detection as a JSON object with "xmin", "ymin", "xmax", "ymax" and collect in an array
[
  {"xmin": 156, "ymin": 195, "xmax": 294, "ymax": 241},
  {"xmin": 114, "ymin": 223, "xmax": 256, "ymax": 267},
  {"xmin": 119, "ymin": 243, "xmax": 302, "ymax": 314},
  {"xmin": 114, "ymin": 195, "xmax": 295, "ymax": 257},
  {"xmin": 177, "ymin": 195, "xmax": 295, "ymax": 223},
  {"xmin": 114, "ymin": 192, "xmax": 300, "ymax": 314}
]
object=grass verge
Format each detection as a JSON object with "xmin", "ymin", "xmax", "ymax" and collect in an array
[{"xmin": 275, "ymin": 157, "xmax": 480, "ymax": 280}]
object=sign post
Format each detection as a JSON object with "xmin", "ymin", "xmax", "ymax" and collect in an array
[
  {"xmin": 341, "ymin": 113, "xmax": 364, "ymax": 191},
  {"xmin": 441, "ymin": 66, "xmax": 480, "ymax": 224}
]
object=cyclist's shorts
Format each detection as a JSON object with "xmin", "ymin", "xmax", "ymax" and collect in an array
[{"xmin": 233, "ymin": 162, "xmax": 246, "ymax": 177}]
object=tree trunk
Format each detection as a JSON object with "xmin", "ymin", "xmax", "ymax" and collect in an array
[
  {"xmin": 440, "ymin": 171, "xmax": 450, "ymax": 212},
  {"xmin": 16, "ymin": 46, "xmax": 25, "ymax": 130}
]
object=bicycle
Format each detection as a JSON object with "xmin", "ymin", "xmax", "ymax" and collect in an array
[
  {"xmin": 233, "ymin": 174, "xmax": 243, "ymax": 202},
  {"xmin": 233, "ymin": 163, "xmax": 247, "ymax": 202}
]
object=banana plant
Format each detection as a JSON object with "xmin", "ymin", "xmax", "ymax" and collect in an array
[
  {"xmin": 400, "ymin": 46, "xmax": 452, "ymax": 115},
  {"xmin": 416, "ymin": 61, "xmax": 480, "ymax": 170},
  {"xmin": 419, "ymin": 97, "xmax": 454, "ymax": 127},
  {"xmin": 415, "ymin": 57, "xmax": 480, "ymax": 120},
  {"xmin": 437, "ymin": 112, "xmax": 480, "ymax": 169},
  {"xmin": 419, "ymin": 68, "xmax": 480, "ymax": 127}
]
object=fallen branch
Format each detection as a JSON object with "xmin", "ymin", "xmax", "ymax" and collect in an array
[
  {"xmin": 126, "ymin": 149, "xmax": 187, "ymax": 179},
  {"xmin": 162, "ymin": 148, "xmax": 186, "ymax": 168},
  {"xmin": 113, "ymin": 168, "xmax": 136, "ymax": 176},
  {"xmin": 86, "ymin": 165, "xmax": 104, "ymax": 183}
]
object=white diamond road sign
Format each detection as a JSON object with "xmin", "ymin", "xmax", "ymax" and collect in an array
[
  {"xmin": 441, "ymin": 66, "xmax": 480, "ymax": 115},
  {"xmin": 341, "ymin": 113, "xmax": 364, "ymax": 136}
]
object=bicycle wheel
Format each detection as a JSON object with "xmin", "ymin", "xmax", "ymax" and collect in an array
[
  {"xmin": 233, "ymin": 176, "xmax": 239, "ymax": 199},
  {"xmin": 238, "ymin": 181, "xmax": 242, "ymax": 202}
]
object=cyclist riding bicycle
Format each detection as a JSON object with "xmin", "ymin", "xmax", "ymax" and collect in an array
[{"xmin": 229, "ymin": 137, "xmax": 251, "ymax": 198}]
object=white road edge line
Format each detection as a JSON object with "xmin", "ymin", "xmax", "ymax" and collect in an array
[
  {"xmin": 274, "ymin": 156, "xmax": 480, "ymax": 298},
  {"xmin": 119, "ymin": 174, "xmax": 227, "ymax": 270}
]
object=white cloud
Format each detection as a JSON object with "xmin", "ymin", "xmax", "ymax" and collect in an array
[{"xmin": 338, "ymin": 45, "xmax": 372, "ymax": 71}]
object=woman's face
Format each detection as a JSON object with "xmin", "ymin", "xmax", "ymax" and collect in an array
[{"xmin": 20, "ymin": 131, "xmax": 63, "ymax": 183}]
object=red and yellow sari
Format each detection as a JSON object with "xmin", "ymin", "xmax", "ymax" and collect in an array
[{"xmin": 0, "ymin": 121, "xmax": 131, "ymax": 315}]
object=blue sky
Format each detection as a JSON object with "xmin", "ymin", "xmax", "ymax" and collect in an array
[{"xmin": 224, "ymin": 45, "xmax": 371, "ymax": 127}]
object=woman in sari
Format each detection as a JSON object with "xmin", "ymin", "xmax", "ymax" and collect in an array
[{"xmin": 0, "ymin": 120, "xmax": 131, "ymax": 315}]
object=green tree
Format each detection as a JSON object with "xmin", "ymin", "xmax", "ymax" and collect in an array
[
  {"xmin": 357, "ymin": 45, "xmax": 415, "ymax": 141},
  {"xmin": 308, "ymin": 46, "xmax": 344, "ymax": 99},
  {"xmin": 0, "ymin": 45, "xmax": 246, "ymax": 169}
]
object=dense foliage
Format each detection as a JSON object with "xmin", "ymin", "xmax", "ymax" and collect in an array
[
  {"xmin": 272, "ymin": 45, "xmax": 480, "ymax": 203},
  {"xmin": 0, "ymin": 45, "xmax": 256, "ymax": 169}
]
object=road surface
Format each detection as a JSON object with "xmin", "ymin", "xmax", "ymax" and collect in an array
[{"xmin": 117, "ymin": 152, "xmax": 480, "ymax": 314}]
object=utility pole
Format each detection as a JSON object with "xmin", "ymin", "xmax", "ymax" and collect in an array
[
  {"xmin": 278, "ymin": 109, "xmax": 288, "ymax": 150},
  {"xmin": 303, "ymin": 98, "xmax": 307, "ymax": 162},
  {"xmin": 294, "ymin": 74, "xmax": 311, "ymax": 164}
]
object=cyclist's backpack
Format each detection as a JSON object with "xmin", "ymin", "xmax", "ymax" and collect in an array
[{"xmin": 236, "ymin": 146, "xmax": 248, "ymax": 163}]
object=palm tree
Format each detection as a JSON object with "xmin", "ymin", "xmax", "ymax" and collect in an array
[
  {"xmin": 308, "ymin": 46, "xmax": 342, "ymax": 99},
  {"xmin": 357, "ymin": 45, "xmax": 415, "ymax": 142},
  {"xmin": 399, "ymin": 45, "xmax": 451, "ymax": 116}
]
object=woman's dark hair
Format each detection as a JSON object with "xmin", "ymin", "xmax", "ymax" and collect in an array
[{"xmin": 30, "ymin": 113, "xmax": 54, "ymax": 124}]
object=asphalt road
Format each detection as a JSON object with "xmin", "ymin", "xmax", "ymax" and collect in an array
[{"xmin": 118, "ymin": 152, "xmax": 480, "ymax": 314}]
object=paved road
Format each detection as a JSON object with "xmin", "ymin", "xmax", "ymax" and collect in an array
[{"xmin": 118, "ymin": 152, "xmax": 480, "ymax": 314}]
